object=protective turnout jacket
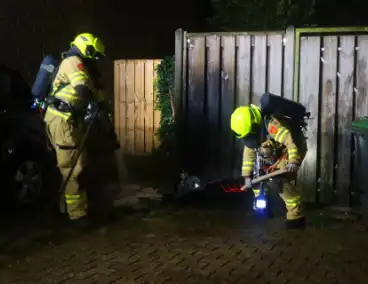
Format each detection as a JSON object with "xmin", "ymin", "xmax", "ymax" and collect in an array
[
  {"xmin": 242, "ymin": 116, "xmax": 305, "ymax": 177},
  {"xmin": 48, "ymin": 54, "xmax": 97, "ymax": 120}
]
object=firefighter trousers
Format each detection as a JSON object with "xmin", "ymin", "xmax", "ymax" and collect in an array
[
  {"xmin": 44, "ymin": 109, "xmax": 88, "ymax": 220},
  {"xmin": 253, "ymin": 181, "xmax": 304, "ymax": 220},
  {"xmin": 253, "ymin": 160, "xmax": 305, "ymax": 220}
]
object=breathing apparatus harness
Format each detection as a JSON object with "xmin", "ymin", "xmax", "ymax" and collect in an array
[{"xmin": 44, "ymin": 51, "xmax": 100, "ymax": 121}]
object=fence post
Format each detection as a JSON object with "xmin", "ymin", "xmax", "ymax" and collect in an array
[
  {"xmin": 174, "ymin": 29, "xmax": 186, "ymax": 172},
  {"xmin": 175, "ymin": 29, "xmax": 184, "ymax": 116},
  {"xmin": 283, "ymin": 26, "xmax": 296, "ymax": 101}
]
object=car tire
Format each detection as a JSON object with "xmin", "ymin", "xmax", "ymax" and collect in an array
[{"xmin": 4, "ymin": 144, "xmax": 56, "ymax": 211}]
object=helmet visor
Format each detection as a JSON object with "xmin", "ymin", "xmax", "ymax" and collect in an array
[{"xmin": 93, "ymin": 38, "xmax": 105, "ymax": 57}]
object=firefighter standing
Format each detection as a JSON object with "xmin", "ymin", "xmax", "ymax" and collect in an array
[
  {"xmin": 230, "ymin": 104, "xmax": 307, "ymax": 229},
  {"xmin": 44, "ymin": 33, "xmax": 105, "ymax": 228}
]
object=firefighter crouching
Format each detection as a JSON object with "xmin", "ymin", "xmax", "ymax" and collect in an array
[
  {"xmin": 44, "ymin": 33, "xmax": 105, "ymax": 229},
  {"xmin": 230, "ymin": 104, "xmax": 307, "ymax": 229}
]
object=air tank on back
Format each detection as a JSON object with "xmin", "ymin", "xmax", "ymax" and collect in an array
[{"xmin": 32, "ymin": 55, "xmax": 59, "ymax": 101}]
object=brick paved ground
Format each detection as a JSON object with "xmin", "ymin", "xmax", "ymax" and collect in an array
[{"xmin": 0, "ymin": 192, "xmax": 368, "ymax": 284}]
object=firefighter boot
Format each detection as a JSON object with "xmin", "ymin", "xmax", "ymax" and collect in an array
[
  {"xmin": 70, "ymin": 216, "xmax": 94, "ymax": 231},
  {"xmin": 285, "ymin": 216, "xmax": 306, "ymax": 229}
]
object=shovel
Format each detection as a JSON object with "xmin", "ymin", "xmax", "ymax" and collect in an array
[{"xmin": 251, "ymin": 169, "xmax": 288, "ymax": 184}]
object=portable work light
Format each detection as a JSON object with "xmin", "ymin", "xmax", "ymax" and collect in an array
[{"xmin": 255, "ymin": 196, "xmax": 267, "ymax": 210}]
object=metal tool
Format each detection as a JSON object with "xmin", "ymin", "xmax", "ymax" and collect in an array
[{"xmin": 176, "ymin": 168, "xmax": 288, "ymax": 197}]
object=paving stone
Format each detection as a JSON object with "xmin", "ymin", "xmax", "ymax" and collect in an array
[{"xmin": 0, "ymin": 204, "xmax": 368, "ymax": 284}]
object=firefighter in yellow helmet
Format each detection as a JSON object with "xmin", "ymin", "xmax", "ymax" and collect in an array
[
  {"xmin": 230, "ymin": 104, "xmax": 307, "ymax": 229},
  {"xmin": 44, "ymin": 33, "xmax": 105, "ymax": 229}
]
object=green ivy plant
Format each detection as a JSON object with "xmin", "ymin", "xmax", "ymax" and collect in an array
[
  {"xmin": 154, "ymin": 56, "xmax": 176, "ymax": 146},
  {"xmin": 152, "ymin": 55, "xmax": 181, "ymax": 180}
]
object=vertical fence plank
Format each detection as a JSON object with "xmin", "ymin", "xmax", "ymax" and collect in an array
[
  {"xmin": 175, "ymin": 30, "xmax": 185, "ymax": 170},
  {"xmin": 187, "ymin": 37, "xmax": 206, "ymax": 176},
  {"xmin": 354, "ymin": 36, "xmax": 368, "ymax": 205},
  {"xmin": 284, "ymin": 26, "xmax": 295, "ymax": 101},
  {"xmin": 220, "ymin": 36, "xmax": 236, "ymax": 178},
  {"xmin": 356, "ymin": 36, "xmax": 368, "ymax": 118},
  {"xmin": 114, "ymin": 61, "xmax": 120, "ymax": 145},
  {"xmin": 206, "ymin": 35, "xmax": 221, "ymax": 181},
  {"xmin": 181, "ymin": 32, "xmax": 188, "ymax": 168},
  {"xmin": 267, "ymin": 34, "xmax": 283, "ymax": 95},
  {"xmin": 182, "ymin": 32, "xmax": 188, "ymax": 122},
  {"xmin": 134, "ymin": 61, "xmax": 145, "ymax": 153},
  {"xmin": 298, "ymin": 36, "xmax": 321, "ymax": 203},
  {"xmin": 319, "ymin": 36, "xmax": 338, "ymax": 204},
  {"xmin": 175, "ymin": 29, "xmax": 184, "ymax": 116},
  {"xmin": 153, "ymin": 59, "xmax": 161, "ymax": 149},
  {"xmin": 252, "ymin": 35, "xmax": 267, "ymax": 104},
  {"xmin": 144, "ymin": 60, "xmax": 154, "ymax": 153},
  {"xmin": 336, "ymin": 36, "xmax": 355, "ymax": 205},
  {"xmin": 234, "ymin": 35, "xmax": 252, "ymax": 177},
  {"xmin": 236, "ymin": 36, "xmax": 252, "ymax": 106},
  {"xmin": 126, "ymin": 60, "xmax": 135, "ymax": 154},
  {"xmin": 118, "ymin": 61, "xmax": 127, "ymax": 152}
]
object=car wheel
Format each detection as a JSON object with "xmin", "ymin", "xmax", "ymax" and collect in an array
[
  {"xmin": 13, "ymin": 159, "xmax": 44, "ymax": 204},
  {"xmin": 4, "ymin": 146, "xmax": 54, "ymax": 210}
]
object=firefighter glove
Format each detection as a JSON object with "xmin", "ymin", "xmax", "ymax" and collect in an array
[
  {"xmin": 242, "ymin": 176, "xmax": 253, "ymax": 191},
  {"xmin": 286, "ymin": 163, "xmax": 299, "ymax": 172}
]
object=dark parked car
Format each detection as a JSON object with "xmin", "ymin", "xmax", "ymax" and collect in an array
[{"xmin": 0, "ymin": 67, "xmax": 55, "ymax": 209}]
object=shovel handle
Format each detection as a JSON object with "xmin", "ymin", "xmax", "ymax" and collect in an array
[{"xmin": 251, "ymin": 169, "xmax": 288, "ymax": 184}]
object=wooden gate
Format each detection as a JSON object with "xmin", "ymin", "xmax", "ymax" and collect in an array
[
  {"xmin": 294, "ymin": 28, "xmax": 368, "ymax": 204},
  {"xmin": 114, "ymin": 59, "xmax": 161, "ymax": 155}
]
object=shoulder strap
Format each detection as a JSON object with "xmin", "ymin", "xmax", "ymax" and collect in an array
[
  {"xmin": 49, "ymin": 52, "xmax": 69, "ymax": 96},
  {"xmin": 260, "ymin": 115, "xmax": 271, "ymax": 141}
]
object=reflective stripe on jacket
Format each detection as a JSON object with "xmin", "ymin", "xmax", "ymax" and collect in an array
[{"xmin": 50, "ymin": 55, "xmax": 96, "ymax": 119}]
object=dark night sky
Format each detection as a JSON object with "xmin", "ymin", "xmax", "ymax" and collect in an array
[
  {"xmin": 1, "ymin": 0, "xmax": 368, "ymax": 87},
  {"xmin": 89, "ymin": 0, "xmax": 208, "ymax": 58},
  {"xmin": 313, "ymin": 0, "xmax": 368, "ymax": 26}
]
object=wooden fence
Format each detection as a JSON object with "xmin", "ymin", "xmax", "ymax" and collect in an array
[
  {"xmin": 174, "ymin": 27, "xmax": 368, "ymax": 205},
  {"xmin": 114, "ymin": 59, "xmax": 161, "ymax": 155}
]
